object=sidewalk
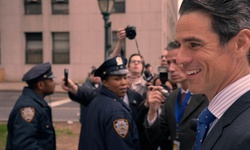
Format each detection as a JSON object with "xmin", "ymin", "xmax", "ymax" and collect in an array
[
  {"xmin": 0, "ymin": 82, "xmax": 79, "ymax": 122},
  {"xmin": 0, "ymin": 82, "xmax": 65, "ymax": 93}
]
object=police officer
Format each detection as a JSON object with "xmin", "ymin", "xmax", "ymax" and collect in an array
[
  {"xmin": 6, "ymin": 62, "xmax": 56, "ymax": 150},
  {"xmin": 79, "ymin": 56, "xmax": 140, "ymax": 150}
]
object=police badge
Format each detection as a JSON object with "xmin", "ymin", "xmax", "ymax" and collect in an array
[
  {"xmin": 116, "ymin": 57, "xmax": 123, "ymax": 65},
  {"xmin": 21, "ymin": 107, "xmax": 35, "ymax": 122},
  {"xmin": 113, "ymin": 119, "xmax": 129, "ymax": 138}
]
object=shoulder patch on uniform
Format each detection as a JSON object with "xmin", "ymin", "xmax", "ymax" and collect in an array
[
  {"xmin": 20, "ymin": 107, "xmax": 35, "ymax": 122},
  {"xmin": 113, "ymin": 119, "xmax": 129, "ymax": 138}
]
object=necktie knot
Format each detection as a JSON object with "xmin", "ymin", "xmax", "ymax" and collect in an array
[
  {"xmin": 198, "ymin": 108, "xmax": 216, "ymax": 124},
  {"xmin": 180, "ymin": 92, "xmax": 187, "ymax": 104}
]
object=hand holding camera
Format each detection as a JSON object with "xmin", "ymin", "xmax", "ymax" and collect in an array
[
  {"xmin": 64, "ymin": 68, "xmax": 68, "ymax": 86},
  {"xmin": 160, "ymin": 88, "xmax": 169, "ymax": 97},
  {"xmin": 157, "ymin": 66, "xmax": 170, "ymax": 96},
  {"xmin": 125, "ymin": 25, "xmax": 136, "ymax": 40},
  {"xmin": 61, "ymin": 70, "xmax": 78, "ymax": 94},
  {"xmin": 147, "ymin": 85, "xmax": 167, "ymax": 120}
]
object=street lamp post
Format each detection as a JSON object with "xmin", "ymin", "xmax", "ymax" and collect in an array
[{"xmin": 97, "ymin": 0, "xmax": 114, "ymax": 60}]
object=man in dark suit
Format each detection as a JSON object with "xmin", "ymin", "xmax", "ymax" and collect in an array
[
  {"xmin": 175, "ymin": 0, "xmax": 250, "ymax": 149},
  {"xmin": 144, "ymin": 41, "xmax": 208, "ymax": 150}
]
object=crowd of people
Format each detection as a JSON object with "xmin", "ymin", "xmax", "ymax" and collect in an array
[{"xmin": 5, "ymin": 0, "xmax": 250, "ymax": 149}]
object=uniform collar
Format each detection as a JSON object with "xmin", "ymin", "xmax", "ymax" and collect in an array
[
  {"xmin": 100, "ymin": 86, "xmax": 131, "ymax": 112},
  {"xmin": 22, "ymin": 87, "xmax": 48, "ymax": 107}
]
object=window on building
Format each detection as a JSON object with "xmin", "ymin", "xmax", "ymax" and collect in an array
[
  {"xmin": 112, "ymin": 0, "xmax": 125, "ymax": 13},
  {"xmin": 25, "ymin": 33, "xmax": 43, "ymax": 64},
  {"xmin": 52, "ymin": 0, "xmax": 69, "ymax": 14},
  {"xmin": 52, "ymin": 32, "xmax": 70, "ymax": 64},
  {"xmin": 111, "ymin": 31, "xmax": 126, "ymax": 57},
  {"xmin": 24, "ymin": 0, "xmax": 42, "ymax": 15}
]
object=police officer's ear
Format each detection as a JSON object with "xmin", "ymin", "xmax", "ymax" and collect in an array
[
  {"xmin": 37, "ymin": 80, "xmax": 45, "ymax": 90},
  {"xmin": 102, "ymin": 79, "xmax": 108, "ymax": 87}
]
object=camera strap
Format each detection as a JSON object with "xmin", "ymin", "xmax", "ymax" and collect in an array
[{"xmin": 135, "ymin": 38, "xmax": 141, "ymax": 55}]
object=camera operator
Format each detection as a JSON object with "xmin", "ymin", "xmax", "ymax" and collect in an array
[
  {"xmin": 144, "ymin": 41, "xmax": 209, "ymax": 150},
  {"xmin": 110, "ymin": 26, "xmax": 147, "ymax": 98}
]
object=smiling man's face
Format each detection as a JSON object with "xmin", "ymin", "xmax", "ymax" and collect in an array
[{"xmin": 176, "ymin": 11, "xmax": 237, "ymax": 99}]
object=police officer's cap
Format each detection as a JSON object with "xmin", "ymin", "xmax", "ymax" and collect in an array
[
  {"xmin": 95, "ymin": 56, "xmax": 128, "ymax": 79},
  {"xmin": 22, "ymin": 62, "xmax": 55, "ymax": 83}
]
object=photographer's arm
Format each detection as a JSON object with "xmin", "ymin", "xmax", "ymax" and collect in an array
[
  {"xmin": 61, "ymin": 78, "xmax": 97, "ymax": 105},
  {"xmin": 109, "ymin": 28, "xmax": 126, "ymax": 58},
  {"xmin": 69, "ymin": 85, "xmax": 98, "ymax": 105},
  {"xmin": 144, "ymin": 86, "xmax": 168, "ymax": 146}
]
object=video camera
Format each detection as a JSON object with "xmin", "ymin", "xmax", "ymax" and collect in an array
[{"xmin": 157, "ymin": 66, "xmax": 170, "ymax": 96}]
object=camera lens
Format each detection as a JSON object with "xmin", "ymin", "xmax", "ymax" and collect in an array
[{"xmin": 125, "ymin": 26, "xmax": 136, "ymax": 40}]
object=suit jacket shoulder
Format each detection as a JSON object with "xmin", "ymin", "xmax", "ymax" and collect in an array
[{"xmin": 202, "ymin": 90, "xmax": 250, "ymax": 150}]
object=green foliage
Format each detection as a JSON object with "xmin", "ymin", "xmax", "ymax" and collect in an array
[
  {"xmin": 0, "ymin": 123, "xmax": 77, "ymax": 150},
  {"xmin": 55, "ymin": 128, "xmax": 73, "ymax": 136},
  {"xmin": 0, "ymin": 123, "xmax": 8, "ymax": 150}
]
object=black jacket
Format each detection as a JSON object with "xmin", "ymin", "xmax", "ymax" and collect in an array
[
  {"xmin": 144, "ymin": 88, "xmax": 209, "ymax": 150},
  {"xmin": 79, "ymin": 86, "xmax": 140, "ymax": 150},
  {"xmin": 6, "ymin": 87, "xmax": 56, "ymax": 150},
  {"xmin": 69, "ymin": 85, "xmax": 152, "ymax": 150}
]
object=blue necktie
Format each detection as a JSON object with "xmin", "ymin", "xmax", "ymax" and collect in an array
[{"xmin": 195, "ymin": 107, "xmax": 216, "ymax": 150}]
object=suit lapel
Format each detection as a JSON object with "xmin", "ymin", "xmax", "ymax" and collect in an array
[
  {"xmin": 201, "ymin": 120, "xmax": 223, "ymax": 149},
  {"xmin": 202, "ymin": 91, "xmax": 250, "ymax": 149},
  {"xmin": 180, "ymin": 94, "xmax": 205, "ymax": 123},
  {"xmin": 169, "ymin": 89, "xmax": 180, "ymax": 112}
]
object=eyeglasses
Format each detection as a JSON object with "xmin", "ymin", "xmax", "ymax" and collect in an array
[
  {"xmin": 130, "ymin": 60, "xmax": 142, "ymax": 64},
  {"xmin": 159, "ymin": 55, "xmax": 168, "ymax": 59}
]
